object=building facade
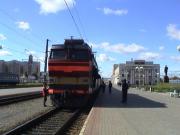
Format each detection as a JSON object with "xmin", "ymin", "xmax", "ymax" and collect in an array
[
  {"xmin": 112, "ymin": 60, "xmax": 160, "ymax": 86},
  {"xmin": 0, "ymin": 55, "xmax": 40, "ymax": 80}
]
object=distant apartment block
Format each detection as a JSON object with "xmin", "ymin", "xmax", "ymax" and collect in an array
[
  {"xmin": 0, "ymin": 55, "xmax": 40, "ymax": 79},
  {"xmin": 112, "ymin": 60, "xmax": 160, "ymax": 86}
]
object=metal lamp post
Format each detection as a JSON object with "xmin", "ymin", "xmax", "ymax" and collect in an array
[
  {"xmin": 136, "ymin": 66, "xmax": 143, "ymax": 89},
  {"xmin": 156, "ymin": 72, "xmax": 159, "ymax": 84},
  {"xmin": 125, "ymin": 71, "xmax": 129, "ymax": 81},
  {"xmin": 142, "ymin": 74, "xmax": 145, "ymax": 86}
]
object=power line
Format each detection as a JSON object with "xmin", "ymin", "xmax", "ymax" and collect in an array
[
  {"xmin": 0, "ymin": 21, "xmax": 43, "ymax": 52},
  {"xmin": 0, "ymin": 8, "xmax": 45, "ymax": 63},
  {"xmin": 0, "ymin": 9, "xmax": 44, "ymax": 52},
  {"xmin": 25, "ymin": 49, "xmax": 44, "ymax": 62},
  {"xmin": 63, "ymin": 0, "xmax": 83, "ymax": 39},
  {"xmin": 0, "ymin": 8, "xmax": 43, "ymax": 44},
  {"xmin": 73, "ymin": 1, "xmax": 89, "ymax": 42},
  {"xmin": 1, "ymin": 46, "xmax": 44, "ymax": 63}
]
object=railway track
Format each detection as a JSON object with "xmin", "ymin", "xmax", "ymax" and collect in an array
[
  {"xmin": 0, "ymin": 91, "xmax": 42, "ymax": 106},
  {"xmin": 3, "ymin": 108, "xmax": 80, "ymax": 135},
  {"xmin": 3, "ymin": 88, "xmax": 100, "ymax": 135}
]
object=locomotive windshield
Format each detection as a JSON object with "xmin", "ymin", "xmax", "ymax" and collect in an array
[
  {"xmin": 71, "ymin": 50, "xmax": 89, "ymax": 60},
  {"xmin": 50, "ymin": 50, "xmax": 66, "ymax": 60},
  {"xmin": 50, "ymin": 49, "xmax": 89, "ymax": 60}
]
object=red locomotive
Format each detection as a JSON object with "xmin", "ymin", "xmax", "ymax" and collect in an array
[{"xmin": 48, "ymin": 39, "xmax": 101, "ymax": 107}]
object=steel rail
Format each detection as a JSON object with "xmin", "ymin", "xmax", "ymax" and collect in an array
[{"xmin": 3, "ymin": 108, "xmax": 80, "ymax": 135}]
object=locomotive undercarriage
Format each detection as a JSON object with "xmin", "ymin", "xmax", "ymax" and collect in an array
[{"xmin": 50, "ymin": 90, "xmax": 89, "ymax": 108}]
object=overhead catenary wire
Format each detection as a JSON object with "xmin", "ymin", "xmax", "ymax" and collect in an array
[
  {"xmin": 0, "ymin": 8, "xmax": 46, "ymax": 65},
  {"xmin": 0, "ymin": 21, "xmax": 43, "ymax": 52},
  {"xmin": 0, "ymin": 8, "xmax": 44, "ymax": 44},
  {"xmin": 0, "ymin": 10, "xmax": 44, "ymax": 52},
  {"xmin": 1, "ymin": 46, "xmax": 43, "ymax": 62},
  {"xmin": 72, "ymin": 1, "xmax": 89, "ymax": 42},
  {"xmin": 25, "ymin": 49, "xmax": 44, "ymax": 62},
  {"xmin": 63, "ymin": 0, "xmax": 83, "ymax": 39}
]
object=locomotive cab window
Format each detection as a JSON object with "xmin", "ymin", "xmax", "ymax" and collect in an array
[
  {"xmin": 70, "ymin": 50, "xmax": 89, "ymax": 60},
  {"xmin": 50, "ymin": 50, "xmax": 66, "ymax": 59}
]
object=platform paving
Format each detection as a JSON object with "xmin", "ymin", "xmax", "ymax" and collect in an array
[
  {"xmin": 80, "ymin": 86, "xmax": 180, "ymax": 135},
  {"xmin": 0, "ymin": 87, "xmax": 42, "ymax": 97}
]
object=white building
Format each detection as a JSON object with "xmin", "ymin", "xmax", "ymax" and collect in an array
[{"xmin": 112, "ymin": 60, "xmax": 160, "ymax": 86}]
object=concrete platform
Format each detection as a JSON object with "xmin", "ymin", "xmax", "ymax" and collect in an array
[
  {"xmin": 80, "ymin": 86, "xmax": 180, "ymax": 135},
  {"xmin": 0, "ymin": 87, "xmax": 42, "ymax": 97}
]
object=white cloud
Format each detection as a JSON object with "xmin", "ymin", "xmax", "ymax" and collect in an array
[
  {"xmin": 16, "ymin": 21, "xmax": 30, "ymax": 30},
  {"xmin": 138, "ymin": 52, "xmax": 161, "ymax": 60},
  {"xmin": 88, "ymin": 42, "xmax": 98, "ymax": 49},
  {"xmin": 25, "ymin": 50, "xmax": 36, "ymax": 55},
  {"xmin": 97, "ymin": 7, "xmax": 128, "ymax": 16},
  {"xmin": 159, "ymin": 46, "xmax": 164, "ymax": 51},
  {"xmin": 14, "ymin": 8, "xmax": 20, "ymax": 13},
  {"xmin": 139, "ymin": 29, "xmax": 147, "ymax": 32},
  {"xmin": 0, "ymin": 34, "xmax": 7, "ymax": 40},
  {"xmin": 167, "ymin": 24, "xmax": 180, "ymax": 40},
  {"xmin": 97, "ymin": 53, "xmax": 116, "ymax": 62},
  {"xmin": 0, "ymin": 50, "xmax": 12, "ymax": 56},
  {"xmin": 170, "ymin": 56, "xmax": 180, "ymax": 62},
  {"xmin": 34, "ymin": 0, "xmax": 75, "ymax": 14},
  {"xmin": 39, "ymin": 56, "xmax": 45, "ymax": 62},
  {"xmin": 101, "ymin": 70, "xmax": 112, "ymax": 78},
  {"xmin": 93, "ymin": 42, "xmax": 146, "ymax": 54},
  {"xmin": 177, "ymin": 45, "xmax": 180, "ymax": 52}
]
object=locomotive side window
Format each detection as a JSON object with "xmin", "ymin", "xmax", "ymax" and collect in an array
[{"xmin": 50, "ymin": 50, "xmax": 66, "ymax": 59}]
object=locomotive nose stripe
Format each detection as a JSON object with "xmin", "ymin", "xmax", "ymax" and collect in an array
[{"xmin": 49, "ymin": 66, "xmax": 90, "ymax": 72}]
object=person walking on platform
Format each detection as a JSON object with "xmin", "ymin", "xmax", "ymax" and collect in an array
[
  {"xmin": 102, "ymin": 80, "xmax": 106, "ymax": 93},
  {"xmin": 122, "ymin": 79, "xmax": 129, "ymax": 103},
  {"xmin": 43, "ymin": 82, "xmax": 48, "ymax": 107},
  {"xmin": 108, "ymin": 81, "xmax": 112, "ymax": 93}
]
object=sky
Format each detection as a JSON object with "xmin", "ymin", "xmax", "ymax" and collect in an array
[{"xmin": 0, "ymin": 0, "xmax": 180, "ymax": 77}]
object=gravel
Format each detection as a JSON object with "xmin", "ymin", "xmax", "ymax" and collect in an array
[
  {"xmin": 0, "ymin": 97, "xmax": 53, "ymax": 134},
  {"xmin": 64, "ymin": 113, "xmax": 88, "ymax": 135}
]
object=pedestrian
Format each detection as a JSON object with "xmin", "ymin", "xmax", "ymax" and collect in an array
[
  {"xmin": 122, "ymin": 79, "xmax": 129, "ymax": 103},
  {"xmin": 108, "ymin": 81, "xmax": 112, "ymax": 93},
  {"xmin": 102, "ymin": 80, "xmax": 106, "ymax": 93},
  {"xmin": 43, "ymin": 82, "xmax": 48, "ymax": 107},
  {"xmin": 118, "ymin": 82, "xmax": 121, "ymax": 87}
]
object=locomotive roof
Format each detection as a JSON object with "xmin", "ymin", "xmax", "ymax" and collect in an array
[{"xmin": 51, "ymin": 39, "xmax": 91, "ymax": 50}]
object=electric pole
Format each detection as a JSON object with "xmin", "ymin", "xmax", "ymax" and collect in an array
[{"xmin": 44, "ymin": 39, "xmax": 49, "ymax": 83}]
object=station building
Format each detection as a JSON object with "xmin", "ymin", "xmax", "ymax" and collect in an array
[{"xmin": 112, "ymin": 60, "xmax": 160, "ymax": 86}]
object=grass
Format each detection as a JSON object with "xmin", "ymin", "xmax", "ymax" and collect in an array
[{"xmin": 151, "ymin": 83, "xmax": 180, "ymax": 93}]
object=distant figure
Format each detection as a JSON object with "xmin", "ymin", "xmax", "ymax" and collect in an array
[
  {"xmin": 122, "ymin": 79, "xmax": 129, "ymax": 103},
  {"xmin": 108, "ymin": 81, "xmax": 112, "ymax": 93},
  {"xmin": 101, "ymin": 80, "xmax": 106, "ymax": 93},
  {"xmin": 43, "ymin": 82, "xmax": 48, "ymax": 107},
  {"xmin": 118, "ymin": 82, "xmax": 121, "ymax": 86},
  {"xmin": 164, "ymin": 65, "xmax": 168, "ymax": 76}
]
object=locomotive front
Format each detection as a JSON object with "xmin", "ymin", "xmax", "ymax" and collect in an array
[{"xmin": 48, "ymin": 39, "xmax": 100, "ymax": 107}]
